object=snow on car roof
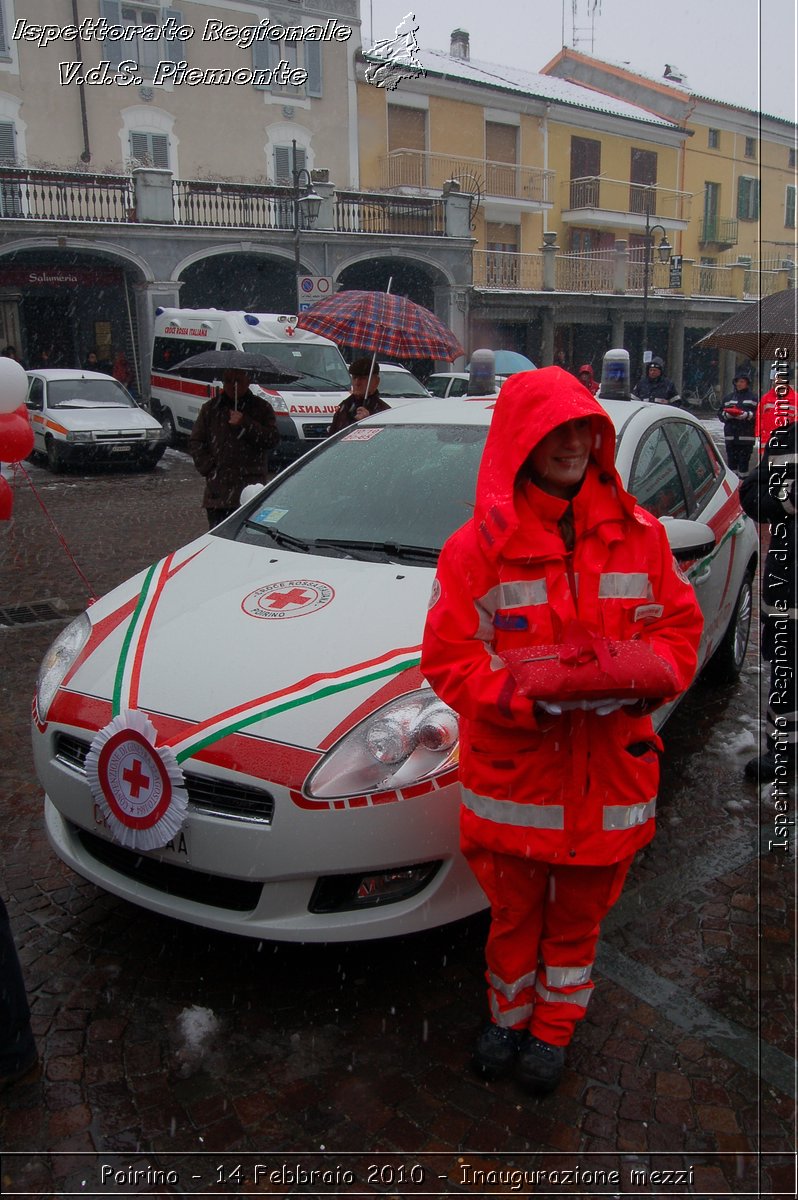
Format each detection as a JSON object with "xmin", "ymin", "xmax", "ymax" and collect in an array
[{"xmin": 364, "ymin": 394, "xmax": 649, "ymax": 429}]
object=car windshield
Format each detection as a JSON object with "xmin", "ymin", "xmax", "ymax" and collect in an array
[
  {"xmin": 47, "ymin": 379, "xmax": 137, "ymax": 408},
  {"xmin": 237, "ymin": 423, "xmax": 487, "ymax": 557},
  {"xmin": 377, "ymin": 372, "xmax": 430, "ymax": 398},
  {"xmin": 242, "ymin": 341, "xmax": 350, "ymax": 392},
  {"xmin": 426, "ymin": 376, "xmax": 453, "ymax": 397}
]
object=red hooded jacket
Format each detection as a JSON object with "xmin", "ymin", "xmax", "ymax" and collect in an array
[{"xmin": 421, "ymin": 368, "xmax": 703, "ymax": 866}]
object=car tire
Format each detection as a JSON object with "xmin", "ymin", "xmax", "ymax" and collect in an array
[
  {"xmin": 139, "ymin": 446, "xmax": 166, "ymax": 471},
  {"xmin": 703, "ymin": 570, "xmax": 754, "ymax": 685},
  {"xmin": 45, "ymin": 436, "xmax": 65, "ymax": 473},
  {"xmin": 160, "ymin": 408, "xmax": 177, "ymax": 447}
]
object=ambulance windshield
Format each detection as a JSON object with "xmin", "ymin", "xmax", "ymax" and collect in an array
[{"xmin": 243, "ymin": 342, "xmax": 350, "ymax": 391}]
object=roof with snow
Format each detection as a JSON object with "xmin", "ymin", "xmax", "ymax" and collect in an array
[{"xmin": 363, "ymin": 46, "xmax": 682, "ymax": 130}]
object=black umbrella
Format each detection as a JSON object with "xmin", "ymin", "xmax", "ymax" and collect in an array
[
  {"xmin": 695, "ymin": 287, "xmax": 798, "ymax": 361},
  {"xmin": 168, "ymin": 348, "xmax": 301, "ymax": 385}
]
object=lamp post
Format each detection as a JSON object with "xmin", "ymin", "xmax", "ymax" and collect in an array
[
  {"xmin": 291, "ymin": 139, "xmax": 321, "ymax": 310},
  {"xmin": 640, "ymin": 186, "xmax": 672, "ymax": 366}
]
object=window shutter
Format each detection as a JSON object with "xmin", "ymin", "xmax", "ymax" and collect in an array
[
  {"xmin": 163, "ymin": 9, "xmax": 183, "ymax": 63},
  {"xmin": 273, "ymin": 147, "xmax": 290, "ymax": 183},
  {"xmin": 0, "ymin": 2, "xmax": 8, "ymax": 54},
  {"xmin": 130, "ymin": 132, "xmax": 150, "ymax": 165},
  {"xmin": 0, "ymin": 122, "xmax": 16, "ymax": 163},
  {"xmin": 150, "ymin": 134, "xmax": 170, "ymax": 169},
  {"xmin": 787, "ymin": 186, "xmax": 796, "ymax": 229},
  {"xmin": 252, "ymin": 36, "xmax": 275, "ymax": 89},
  {"xmin": 100, "ymin": 0, "xmax": 124, "ymax": 67},
  {"xmin": 736, "ymin": 176, "xmax": 748, "ymax": 219},
  {"xmin": 305, "ymin": 42, "xmax": 322, "ymax": 97},
  {"xmin": 752, "ymin": 179, "xmax": 760, "ymax": 220}
]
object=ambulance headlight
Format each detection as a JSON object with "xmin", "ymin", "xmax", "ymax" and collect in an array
[
  {"xmin": 305, "ymin": 689, "xmax": 459, "ymax": 799},
  {"xmin": 36, "ymin": 613, "xmax": 91, "ymax": 721},
  {"xmin": 251, "ymin": 385, "xmax": 288, "ymax": 413}
]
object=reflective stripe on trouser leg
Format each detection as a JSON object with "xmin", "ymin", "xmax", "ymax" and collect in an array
[
  {"xmin": 463, "ymin": 848, "xmax": 549, "ymax": 1030},
  {"xmin": 529, "ymin": 856, "xmax": 635, "ymax": 1047}
]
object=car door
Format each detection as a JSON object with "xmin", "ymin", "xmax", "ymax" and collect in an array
[{"xmin": 25, "ymin": 375, "xmax": 46, "ymax": 452}]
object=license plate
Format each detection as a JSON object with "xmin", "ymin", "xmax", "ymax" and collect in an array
[
  {"xmin": 92, "ymin": 802, "xmax": 190, "ymax": 860},
  {"xmin": 109, "ymin": 444, "xmax": 131, "ymax": 454}
]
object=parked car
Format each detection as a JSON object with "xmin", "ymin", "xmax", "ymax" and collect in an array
[
  {"xmin": 26, "ymin": 370, "xmax": 167, "ymax": 472},
  {"xmin": 35, "ymin": 397, "xmax": 757, "ymax": 941},
  {"xmin": 426, "ymin": 371, "xmax": 506, "ymax": 398},
  {"xmin": 376, "ymin": 363, "xmax": 432, "ymax": 399}
]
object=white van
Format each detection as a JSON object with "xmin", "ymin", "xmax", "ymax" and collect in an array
[{"xmin": 150, "ymin": 308, "xmax": 351, "ymax": 466}]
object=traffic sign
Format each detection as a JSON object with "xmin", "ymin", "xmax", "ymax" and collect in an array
[{"xmin": 297, "ymin": 276, "xmax": 333, "ymax": 308}]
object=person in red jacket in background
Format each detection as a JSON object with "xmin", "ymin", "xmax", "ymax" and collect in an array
[
  {"xmin": 421, "ymin": 367, "xmax": 702, "ymax": 1096},
  {"xmin": 576, "ymin": 363, "xmax": 599, "ymax": 394},
  {"xmin": 755, "ymin": 369, "xmax": 798, "ymax": 454}
]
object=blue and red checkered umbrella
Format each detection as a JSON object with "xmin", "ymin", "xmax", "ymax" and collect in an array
[{"xmin": 295, "ymin": 290, "xmax": 464, "ymax": 361}]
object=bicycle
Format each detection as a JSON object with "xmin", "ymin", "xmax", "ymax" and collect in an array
[{"xmin": 681, "ymin": 383, "xmax": 721, "ymax": 412}]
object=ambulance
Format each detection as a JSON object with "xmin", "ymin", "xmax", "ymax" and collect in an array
[{"xmin": 149, "ymin": 308, "xmax": 351, "ymax": 465}]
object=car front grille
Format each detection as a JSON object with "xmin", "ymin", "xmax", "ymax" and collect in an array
[
  {"xmin": 301, "ymin": 423, "xmax": 330, "ymax": 440},
  {"xmin": 94, "ymin": 431, "xmax": 146, "ymax": 441},
  {"xmin": 54, "ymin": 732, "xmax": 275, "ymax": 824},
  {"xmin": 76, "ymin": 827, "xmax": 263, "ymax": 911}
]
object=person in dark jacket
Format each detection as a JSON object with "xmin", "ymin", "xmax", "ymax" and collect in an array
[
  {"xmin": 632, "ymin": 356, "xmax": 678, "ymax": 404},
  {"xmin": 0, "ymin": 894, "xmax": 38, "ymax": 1090},
  {"xmin": 189, "ymin": 368, "xmax": 279, "ymax": 528},
  {"xmin": 328, "ymin": 357, "xmax": 390, "ymax": 435},
  {"xmin": 720, "ymin": 370, "xmax": 758, "ymax": 473},
  {"xmin": 739, "ymin": 417, "xmax": 797, "ymax": 786}
]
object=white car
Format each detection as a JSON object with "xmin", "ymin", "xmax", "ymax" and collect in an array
[
  {"xmin": 376, "ymin": 363, "xmax": 432, "ymax": 400},
  {"xmin": 35, "ymin": 397, "xmax": 757, "ymax": 941},
  {"xmin": 427, "ymin": 371, "xmax": 506, "ymax": 398},
  {"xmin": 26, "ymin": 370, "xmax": 167, "ymax": 472}
]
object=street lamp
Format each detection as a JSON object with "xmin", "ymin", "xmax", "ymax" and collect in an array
[
  {"xmin": 640, "ymin": 187, "xmax": 672, "ymax": 366},
  {"xmin": 291, "ymin": 139, "xmax": 321, "ymax": 307}
]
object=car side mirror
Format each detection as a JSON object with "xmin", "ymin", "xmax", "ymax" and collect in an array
[{"xmin": 661, "ymin": 517, "xmax": 715, "ymax": 562}]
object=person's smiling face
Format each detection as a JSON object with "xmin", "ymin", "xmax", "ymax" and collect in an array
[{"xmin": 525, "ymin": 417, "xmax": 593, "ymax": 498}]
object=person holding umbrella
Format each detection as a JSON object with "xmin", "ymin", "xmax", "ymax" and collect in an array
[
  {"xmin": 329, "ymin": 357, "xmax": 390, "ymax": 434},
  {"xmin": 189, "ymin": 367, "xmax": 279, "ymax": 528}
]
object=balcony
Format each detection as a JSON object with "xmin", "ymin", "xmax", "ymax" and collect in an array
[
  {"xmin": 380, "ymin": 149, "xmax": 553, "ymax": 208},
  {"xmin": 561, "ymin": 177, "xmax": 690, "ymax": 231},
  {"xmin": 698, "ymin": 217, "xmax": 738, "ymax": 249},
  {"xmin": 0, "ymin": 167, "xmax": 133, "ymax": 221},
  {"xmin": 474, "ymin": 249, "xmax": 544, "ymax": 290}
]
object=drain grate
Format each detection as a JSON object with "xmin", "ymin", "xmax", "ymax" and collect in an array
[{"xmin": 0, "ymin": 598, "xmax": 70, "ymax": 627}]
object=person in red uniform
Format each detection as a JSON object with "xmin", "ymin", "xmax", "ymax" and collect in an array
[
  {"xmin": 576, "ymin": 363, "xmax": 599, "ymax": 394},
  {"xmin": 421, "ymin": 367, "xmax": 703, "ymax": 1095},
  {"xmin": 755, "ymin": 372, "xmax": 798, "ymax": 454}
]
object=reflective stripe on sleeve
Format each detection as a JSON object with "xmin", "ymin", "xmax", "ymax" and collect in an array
[
  {"xmin": 488, "ymin": 969, "xmax": 537, "ymax": 1001},
  {"xmin": 543, "ymin": 964, "xmax": 593, "ymax": 987},
  {"xmin": 535, "ymin": 980, "xmax": 592, "ymax": 1007},
  {"xmin": 603, "ymin": 798, "xmax": 656, "ymax": 830},
  {"xmin": 598, "ymin": 572, "xmax": 652, "ymax": 599},
  {"xmin": 463, "ymin": 788, "xmax": 565, "ymax": 829},
  {"xmin": 490, "ymin": 993, "xmax": 535, "ymax": 1028}
]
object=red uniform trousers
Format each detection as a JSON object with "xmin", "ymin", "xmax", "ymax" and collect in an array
[{"xmin": 465, "ymin": 848, "xmax": 634, "ymax": 1047}]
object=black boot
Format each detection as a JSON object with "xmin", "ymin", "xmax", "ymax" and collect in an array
[
  {"xmin": 472, "ymin": 1023, "xmax": 524, "ymax": 1079},
  {"xmin": 516, "ymin": 1035, "xmax": 565, "ymax": 1094}
]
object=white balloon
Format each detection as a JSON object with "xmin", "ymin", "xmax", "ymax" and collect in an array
[{"xmin": 0, "ymin": 357, "xmax": 28, "ymax": 414}]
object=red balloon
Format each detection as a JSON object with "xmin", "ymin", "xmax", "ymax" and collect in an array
[
  {"xmin": 0, "ymin": 408, "xmax": 34, "ymax": 463},
  {"xmin": 0, "ymin": 474, "xmax": 12, "ymax": 520}
]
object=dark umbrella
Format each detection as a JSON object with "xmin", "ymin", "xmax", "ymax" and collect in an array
[
  {"xmin": 295, "ymin": 290, "xmax": 465, "ymax": 361},
  {"xmin": 695, "ymin": 287, "xmax": 798, "ymax": 361},
  {"xmin": 168, "ymin": 348, "xmax": 301, "ymax": 384}
]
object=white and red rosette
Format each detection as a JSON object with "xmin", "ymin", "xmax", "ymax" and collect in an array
[{"xmin": 85, "ymin": 710, "xmax": 188, "ymax": 851}]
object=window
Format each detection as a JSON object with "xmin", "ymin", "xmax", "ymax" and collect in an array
[
  {"xmin": 129, "ymin": 130, "xmax": 170, "ymax": 168},
  {"xmin": 737, "ymin": 175, "xmax": 760, "ymax": 220},
  {"xmin": 789, "ymin": 147, "xmax": 796, "ymax": 169},
  {"xmin": 273, "ymin": 144, "xmax": 305, "ymax": 185},
  {"xmin": 744, "ymin": 137, "xmax": 756, "ymax": 159},
  {"xmin": 630, "ymin": 148, "xmax": 658, "ymax": 214},
  {"xmin": 670, "ymin": 422, "xmax": 722, "ymax": 512},
  {"xmin": 485, "ymin": 122, "xmax": 518, "ymax": 196},
  {"xmin": 0, "ymin": 120, "xmax": 21, "ymax": 216},
  {"xmin": 387, "ymin": 104, "xmax": 427, "ymax": 186},
  {"xmin": 570, "ymin": 136, "xmax": 601, "ymax": 207},
  {"xmin": 629, "ymin": 426, "xmax": 688, "ymax": 519},
  {"xmin": 787, "ymin": 185, "xmax": 796, "ymax": 229},
  {"xmin": 100, "ymin": 2, "xmax": 183, "ymax": 76},
  {"xmin": 0, "ymin": 0, "xmax": 9, "ymax": 59},
  {"xmin": 26, "ymin": 378, "xmax": 44, "ymax": 410},
  {"xmin": 485, "ymin": 222, "xmax": 519, "ymax": 286},
  {"xmin": 251, "ymin": 36, "xmax": 322, "ymax": 97},
  {"xmin": 708, "ymin": 128, "xmax": 720, "ymax": 149}
]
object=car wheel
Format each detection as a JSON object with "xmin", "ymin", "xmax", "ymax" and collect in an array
[
  {"xmin": 139, "ymin": 446, "xmax": 166, "ymax": 471},
  {"xmin": 704, "ymin": 571, "xmax": 754, "ymax": 684},
  {"xmin": 45, "ymin": 436, "xmax": 65, "ymax": 473},
  {"xmin": 160, "ymin": 409, "xmax": 177, "ymax": 447}
]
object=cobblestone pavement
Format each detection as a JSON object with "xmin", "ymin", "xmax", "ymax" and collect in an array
[{"xmin": 0, "ymin": 450, "xmax": 795, "ymax": 1198}]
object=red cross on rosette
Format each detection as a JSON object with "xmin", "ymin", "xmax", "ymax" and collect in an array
[{"xmin": 85, "ymin": 710, "xmax": 188, "ymax": 851}]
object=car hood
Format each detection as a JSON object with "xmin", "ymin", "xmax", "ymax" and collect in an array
[
  {"xmin": 46, "ymin": 406, "xmax": 162, "ymax": 432},
  {"xmin": 64, "ymin": 536, "xmax": 433, "ymax": 751}
]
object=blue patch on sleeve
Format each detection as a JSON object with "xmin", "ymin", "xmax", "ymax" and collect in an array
[{"xmin": 493, "ymin": 612, "xmax": 529, "ymax": 631}]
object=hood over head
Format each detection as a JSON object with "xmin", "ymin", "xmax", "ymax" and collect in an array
[
  {"xmin": 733, "ymin": 369, "xmax": 751, "ymax": 384},
  {"xmin": 577, "ymin": 363, "xmax": 597, "ymax": 381},
  {"xmin": 474, "ymin": 367, "xmax": 627, "ymax": 555}
]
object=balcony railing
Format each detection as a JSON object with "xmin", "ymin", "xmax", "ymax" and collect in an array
[
  {"xmin": 0, "ymin": 167, "xmax": 132, "ymax": 221},
  {"xmin": 174, "ymin": 179, "xmax": 294, "ymax": 229},
  {"xmin": 381, "ymin": 149, "xmax": 553, "ymax": 205},
  {"xmin": 698, "ymin": 217, "xmax": 738, "ymax": 246},
  {"xmin": 556, "ymin": 249, "xmax": 616, "ymax": 293},
  {"xmin": 473, "ymin": 250, "xmax": 544, "ymax": 290},
  {"xmin": 564, "ymin": 177, "xmax": 691, "ymax": 224},
  {"xmin": 336, "ymin": 191, "xmax": 444, "ymax": 236}
]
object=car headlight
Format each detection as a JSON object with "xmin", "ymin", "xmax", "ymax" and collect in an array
[
  {"xmin": 36, "ymin": 612, "xmax": 91, "ymax": 722},
  {"xmin": 146, "ymin": 428, "xmax": 162, "ymax": 442},
  {"xmin": 306, "ymin": 688, "xmax": 459, "ymax": 799},
  {"xmin": 66, "ymin": 431, "xmax": 92, "ymax": 443},
  {"xmin": 252, "ymin": 386, "xmax": 288, "ymax": 413}
]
